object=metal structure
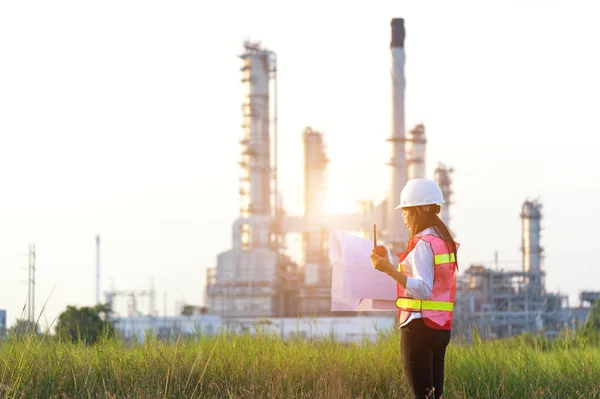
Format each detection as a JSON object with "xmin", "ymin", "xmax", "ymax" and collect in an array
[{"xmin": 453, "ymin": 200, "xmax": 590, "ymax": 338}]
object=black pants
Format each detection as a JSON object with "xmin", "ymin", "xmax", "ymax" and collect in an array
[{"xmin": 400, "ymin": 318, "xmax": 452, "ymax": 399}]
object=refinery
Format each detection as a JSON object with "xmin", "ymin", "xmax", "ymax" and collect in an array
[
  {"xmin": 9, "ymin": 18, "xmax": 593, "ymax": 343},
  {"xmin": 200, "ymin": 17, "xmax": 596, "ymax": 339}
]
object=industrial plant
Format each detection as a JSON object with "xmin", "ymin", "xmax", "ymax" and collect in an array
[
  {"xmin": 201, "ymin": 17, "xmax": 597, "ymax": 339},
  {"xmin": 453, "ymin": 200, "xmax": 595, "ymax": 338},
  {"xmin": 98, "ymin": 18, "xmax": 597, "ymax": 342}
]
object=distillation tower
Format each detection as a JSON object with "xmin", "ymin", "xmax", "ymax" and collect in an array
[
  {"xmin": 521, "ymin": 200, "xmax": 544, "ymax": 300},
  {"xmin": 206, "ymin": 41, "xmax": 295, "ymax": 317}
]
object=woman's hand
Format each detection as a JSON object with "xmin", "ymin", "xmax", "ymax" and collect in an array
[{"xmin": 370, "ymin": 249, "xmax": 395, "ymax": 275}]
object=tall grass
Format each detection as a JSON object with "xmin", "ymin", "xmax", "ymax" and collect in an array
[{"xmin": 0, "ymin": 328, "xmax": 599, "ymax": 398}]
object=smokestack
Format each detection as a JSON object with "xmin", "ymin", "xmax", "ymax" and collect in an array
[
  {"xmin": 387, "ymin": 18, "xmax": 409, "ymax": 250},
  {"xmin": 96, "ymin": 235, "xmax": 100, "ymax": 305},
  {"xmin": 391, "ymin": 18, "xmax": 405, "ymax": 48}
]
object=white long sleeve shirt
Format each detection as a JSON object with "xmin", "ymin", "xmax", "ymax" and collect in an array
[{"xmin": 398, "ymin": 227, "xmax": 437, "ymax": 328}]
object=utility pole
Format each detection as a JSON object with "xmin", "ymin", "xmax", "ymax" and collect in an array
[
  {"xmin": 28, "ymin": 244, "xmax": 36, "ymax": 323},
  {"xmin": 96, "ymin": 235, "xmax": 100, "ymax": 305}
]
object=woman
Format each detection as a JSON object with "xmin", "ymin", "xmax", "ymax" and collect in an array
[{"xmin": 370, "ymin": 178, "xmax": 458, "ymax": 399}]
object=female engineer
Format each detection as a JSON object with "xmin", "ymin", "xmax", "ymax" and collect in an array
[{"xmin": 370, "ymin": 178, "xmax": 459, "ymax": 399}]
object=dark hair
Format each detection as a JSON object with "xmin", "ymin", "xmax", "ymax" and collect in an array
[{"xmin": 405, "ymin": 204, "xmax": 458, "ymax": 270}]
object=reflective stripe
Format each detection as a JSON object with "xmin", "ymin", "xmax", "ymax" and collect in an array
[
  {"xmin": 434, "ymin": 253, "xmax": 456, "ymax": 265},
  {"xmin": 396, "ymin": 298, "xmax": 454, "ymax": 311}
]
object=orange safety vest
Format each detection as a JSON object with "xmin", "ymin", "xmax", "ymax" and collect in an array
[{"xmin": 396, "ymin": 234, "xmax": 458, "ymax": 330}]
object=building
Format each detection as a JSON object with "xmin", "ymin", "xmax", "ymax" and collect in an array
[
  {"xmin": 112, "ymin": 315, "xmax": 223, "ymax": 343},
  {"xmin": 224, "ymin": 315, "xmax": 396, "ymax": 342}
]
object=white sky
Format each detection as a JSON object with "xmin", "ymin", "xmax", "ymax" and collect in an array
[{"xmin": 1, "ymin": 1, "xmax": 598, "ymax": 330}]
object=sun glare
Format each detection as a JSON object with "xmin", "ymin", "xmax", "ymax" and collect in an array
[{"xmin": 323, "ymin": 194, "xmax": 358, "ymax": 215}]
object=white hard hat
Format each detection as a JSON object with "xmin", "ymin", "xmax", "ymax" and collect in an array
[{"xmin": 395, "ymin": 178, "xmax": 445, "ymax": 209}]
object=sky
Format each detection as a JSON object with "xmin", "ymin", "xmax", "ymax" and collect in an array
[{"xmin": 0, "ymin": 1, "xmax": 598, "ymax": 330}]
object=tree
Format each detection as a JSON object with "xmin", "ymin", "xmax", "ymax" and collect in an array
[
  {"xmin": 7, "ymin": 319, "xmax": 39, "ymax": 338},
  {"xmin": 55, "ymin": 304, "xmax": 115, "ymax": 344},
  {"xmin": 584, "ymin": 300, "xmax": 600, "ymax": 331},
  {"xmin": 181, "ymin": 305, "xmax": 208, "ymax": 316}
]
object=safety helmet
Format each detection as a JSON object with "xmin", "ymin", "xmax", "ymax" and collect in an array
[{"xmin": 395, "ymin": 178, "xmax": 445, "ymax": 210}]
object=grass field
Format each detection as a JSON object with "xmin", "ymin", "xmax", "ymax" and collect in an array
[{"xmin": 0, "ymin": 328, "xmax": 599, "ymax": 399}]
